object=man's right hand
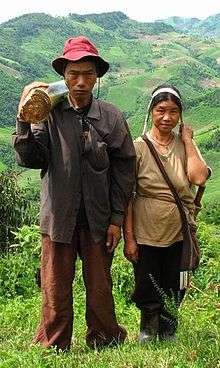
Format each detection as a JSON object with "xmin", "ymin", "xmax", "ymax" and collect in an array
[
  {"xmin": 17, "ymin": 81, "xmax": 49, "ymax": 121},
  {"xmin": 124, "ymin": 239, "xmax": 139, "ymax": 263}
]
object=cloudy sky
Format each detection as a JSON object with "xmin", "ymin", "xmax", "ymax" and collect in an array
[{"xmin": 0, "ymin": 0, "xmax": 219, "ymax": 24}]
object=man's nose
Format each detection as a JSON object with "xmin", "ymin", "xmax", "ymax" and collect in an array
[{"xmin": 76, "ymin": 74, "xmax": 86, "ymax": 85}]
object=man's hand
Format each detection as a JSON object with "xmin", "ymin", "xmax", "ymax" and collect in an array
[
  {"xmin": 106, "ymin": 224, "xmax": 121, "ymax": 253},
  {"xmin": 124, "ymin": 239, "xmax": 139, "ymax": 263}
]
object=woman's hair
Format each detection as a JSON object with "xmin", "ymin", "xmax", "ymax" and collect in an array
[{"xmin": 149, "ymin": 83, "xmax": 183, "ymax": 113}]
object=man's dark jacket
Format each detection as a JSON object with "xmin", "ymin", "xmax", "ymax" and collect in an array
[{"xmin": 12, "ymin": 97, "xmax": 136, "ymax": 243}]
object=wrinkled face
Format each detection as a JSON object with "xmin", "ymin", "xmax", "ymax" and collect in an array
[
  {"xmin": 64, "ymin": 60, "xmax": 97, "ymax": 101},
  {"xmin": 151, "ymin": 99, "xmax": 181, "ymax": 133}
]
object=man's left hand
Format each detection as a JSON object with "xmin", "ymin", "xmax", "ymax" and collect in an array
[{"xmin": 106, "ymin": 224, "xmax": 121, "ymax": 253}]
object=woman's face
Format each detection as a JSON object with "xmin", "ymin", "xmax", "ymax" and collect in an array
[{"xmin": 151, "ymin": 99, "xmax": 181, "ymax": 134}]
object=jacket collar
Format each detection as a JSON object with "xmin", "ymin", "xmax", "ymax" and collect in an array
[{"xmin": 62, "ymin": 95, "xmax": 101, "ymax": 120}]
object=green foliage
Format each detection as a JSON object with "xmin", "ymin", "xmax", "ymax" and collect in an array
[
  {"xmin": 76, "ymin": 11, "xmax": 128, "ymax": 31},
  {"xmin": 0, "ymin": 221, "xmax": 219, "ymax": 367},
  {"xmin": 112, "ymin": 247, "xmax": 135, "ymax": 303},
  {"xmin": 198, "ymin": 129, "xmax": 220, "ymax": 152},
  {"xmin": 0, "ymin": 12, "xmax": 220, "ymax": 127},
  {"xmin": 199, "ymin": 199, "xmax": 220, "ymax": 225},
  {"xmin": 193, "ymin": 222, "xmax": 220, "ymax": 291},
  {"xmin": 165, "ymin": 13, "xmax": 220, "ymax": 38},
  {"xmin": 0, "ymin": 225, "xmax": 41, "ymax": 298},
  {"xmin": 0, "ymin": 170, "xmax": 38, "ymax": 250},
  {"xmin": 0, "ymin": 142, "xmax": 16, "ymax": 168}
]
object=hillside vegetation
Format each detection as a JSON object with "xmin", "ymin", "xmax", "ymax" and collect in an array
[
  {"xmin": 1, "ymin": 11, "xmax": 220, "ymax": 202},
  {"xmin": 0, "ymin": 11, "xmax": 220, "ymax": 130}
]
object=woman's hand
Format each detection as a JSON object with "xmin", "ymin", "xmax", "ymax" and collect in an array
[
  {"xmin": 124, "ymin": 239, "xmax": 139, "ymax": 263},
  {"xmin": 179, "ymin": 123, "xmax": 194, "ymax": 144}
]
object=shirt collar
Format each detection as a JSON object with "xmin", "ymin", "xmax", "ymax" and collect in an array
[{"xmin": 61, "ymin": 94, "xmax": 101, "ymax": 120}]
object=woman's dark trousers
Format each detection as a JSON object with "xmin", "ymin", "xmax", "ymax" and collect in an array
[{"xmin": 132, "ymin": 241, "xmax": 185, "ymax": 340}]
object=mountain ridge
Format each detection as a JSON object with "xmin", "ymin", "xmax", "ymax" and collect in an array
[{"xmin": 0, "ymin": 11, "xmax": 220, "ymax": 131}]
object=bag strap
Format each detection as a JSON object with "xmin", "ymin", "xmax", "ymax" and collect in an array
[{"xmin": 141, "ymin": 134, "xmax": 190, "ymax": 237}]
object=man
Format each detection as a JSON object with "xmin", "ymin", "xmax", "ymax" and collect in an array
[{"xmin": 12, "ymin": 36, "xmax": 136, "ymax": 351}]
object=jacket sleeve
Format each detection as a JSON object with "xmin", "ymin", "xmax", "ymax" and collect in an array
[
  {"xmin": 12, "ymin": 119, "xmax": 50, "ymax": 171},
  {"xmin": 107, "ymin": 115, "xmax": 136, "ymax": 226}
]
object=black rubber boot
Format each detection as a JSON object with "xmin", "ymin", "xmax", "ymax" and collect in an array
[
  {"xmin": 139, "ymin": 310, "xmax": 159, "ymax": 343},
  {"xmin": 159, "ymin": 311, "xmax": 177, "ymax": 341}
]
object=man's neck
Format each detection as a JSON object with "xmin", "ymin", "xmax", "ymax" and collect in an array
[{"xmin": 69, "ymin": 94, "xmax": 92, "ymax": 110}]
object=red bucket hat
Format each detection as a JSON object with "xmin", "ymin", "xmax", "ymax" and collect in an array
[{"xmin": 52, "ymin": 36, "xmax": 109, "ymax": 77}]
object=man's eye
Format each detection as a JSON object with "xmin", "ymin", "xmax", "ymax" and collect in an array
[{"xmin": 67, "ymin": 72, "xmax": 78, "ymax": 77}]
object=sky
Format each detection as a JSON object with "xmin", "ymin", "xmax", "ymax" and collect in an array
[{"xmin": 0, "ymin": 0, "xmax": 219, "ymax": 25}]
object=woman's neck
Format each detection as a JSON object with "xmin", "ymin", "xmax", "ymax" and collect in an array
[{"xmin": 149, "ymin": 128, "xmax": 173, "ymax": 145}]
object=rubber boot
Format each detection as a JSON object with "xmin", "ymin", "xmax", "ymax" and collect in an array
[
  {"xmin": 159, "ymin": 311, "xmax": 177, "ymax": 341},
  {"xmin": 139, "ymin": 310, "xmax": 159, "ymax": 343}
]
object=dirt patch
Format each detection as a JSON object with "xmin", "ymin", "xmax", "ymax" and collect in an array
[
  {"xmin": 200, "ymin": 79, "xmax": 218, "ymax": 88},
  {"xmin": 0, "ymin": 63, "xmax": 22, "ymax": 79}
]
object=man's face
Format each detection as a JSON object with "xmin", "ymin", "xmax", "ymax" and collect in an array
[{"xmin": 64, "ymin": 60, "xmax": 97, "ymax": 101}]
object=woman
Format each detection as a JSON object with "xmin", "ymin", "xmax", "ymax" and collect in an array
[{"xmin": 123, "ymin": 84, "xmax": 210, "ymax": 342}]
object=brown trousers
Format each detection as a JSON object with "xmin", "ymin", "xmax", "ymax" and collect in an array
[{"xmin": 34, "ymin": 228, "xmax": 127, "ymax": 350}]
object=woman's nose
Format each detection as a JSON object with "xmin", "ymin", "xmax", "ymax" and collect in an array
[{"xmin": 163, "ymin": 112, "xmax": 171, "ymax": 120}]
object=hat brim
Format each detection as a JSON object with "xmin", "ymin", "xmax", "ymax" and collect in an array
[{"xmin": 52, "ymin": 52, "xmax": 109, "ymax": 78}]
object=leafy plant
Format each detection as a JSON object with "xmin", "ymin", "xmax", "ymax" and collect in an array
[
  {"xmin": 0, "ymin": 225, "xmax": 41, "ymax": 298},
  {"xmin": 0, "ymin": 170, "xmax": 37, "ymax": 251}
]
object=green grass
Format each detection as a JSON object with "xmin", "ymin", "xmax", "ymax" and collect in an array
[
  {"xmin": 0, "ymin": 126, "xmax": 14, "ymax": 143},
  {"xmin": 0, "ymin": 221, "xmax": 219, "ymax": 368},
  {"xmin": 185, "ymin": 107, "xmax": 220, "ymax": 130},
  {"xmin": 0, "ymin": 271, "xmax": 219, "ymax": 367},
  {"xmin": 0, "ymin": 161, "xmax": 6, "ymax": 171},
  {"xmin": 18, "ymin": 169, "xmax": 41, "ymax": 188},
  {"xmin": 203, "ymin": 151, "xmax": 220, "ymax": 201}
]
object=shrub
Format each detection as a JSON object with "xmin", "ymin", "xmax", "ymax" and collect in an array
[
  {"xmin": 0, "ymin": 224, "xmax": 41, "ymax": 298},
  {"xmin": 193, "ymin": 222, "xmax": 220, "ymax": 291},
  {"xmin": 0, "ymin": 170, "xmax": 37, "ymax": 251},
  {"xmin": 198, "ymin": 199, "xmax": 220, "ymax": 225}
]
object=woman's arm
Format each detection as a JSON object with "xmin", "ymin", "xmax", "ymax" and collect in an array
[
  {"xmin": 180, "ymin": 124, "xmax": 209, "ymax": 186},
  {"xmin": 123, "ymin": 200, "xmax": 139, "ymax": 263}
]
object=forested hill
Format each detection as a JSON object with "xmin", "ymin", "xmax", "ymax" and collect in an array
[
  {"xmin": 0, "ymin": 10, "xmax": 220, "ymax": 136},
  {"xmin": 163, "ymin": 14, "xmax": 220, "ymax": 37}
]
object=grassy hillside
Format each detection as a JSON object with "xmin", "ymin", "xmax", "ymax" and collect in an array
[
  {"xmin": 164, "ymin": 14, "xmax": 220, "ymax": 38},
  {"xmin": 0, "ymin": 11, "xmax": 220, "ymax": 128}
]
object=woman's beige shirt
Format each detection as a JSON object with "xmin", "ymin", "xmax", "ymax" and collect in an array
[{"xmin": 133, "ymin": 133, "xmax": 197, "ymax": 247}]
